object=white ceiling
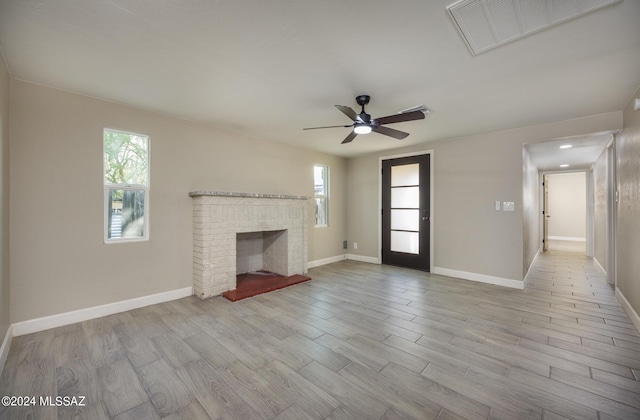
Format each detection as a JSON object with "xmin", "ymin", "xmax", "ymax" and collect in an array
[
  {"xmin": 0, "ymin": 0, "xmax": 638, "ymax": 159},
  {"xmin": 525, "ymin": 132, "xmax": 613, "ymax": 172}
]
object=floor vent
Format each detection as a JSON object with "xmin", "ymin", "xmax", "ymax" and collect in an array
[{"xmin": 447, "ymin": 0, "xmax": 621, "ymax": 55}]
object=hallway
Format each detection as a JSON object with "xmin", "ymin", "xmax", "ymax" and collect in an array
[
  {"xmin": 521, "ymin": 240, "xmax": 640, "ymax": 414},
  {"xmin": 528, "ymin": 239, "xmax": 612, "ymax": 306},
  {"xmin": 546, "ymin": 239, "xmax": 587, "ymax": 253}
]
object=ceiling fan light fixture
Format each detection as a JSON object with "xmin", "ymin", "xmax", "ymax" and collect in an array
[
  {"xmin": 304, "ymin": 95, "xmax": 424, "ymax": 143},
  {"xmin": 354, "ymin": 124, "xmax": 372, "ymax": 135}
]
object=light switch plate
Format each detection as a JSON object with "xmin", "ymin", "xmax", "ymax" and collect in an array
[
  {"xmin": 495, "ymin": 201, "xmax": 501, "ymax": 211},
  {"xmin": 503, "ymin": 201, "xmax": 515, "ymax": 211}
]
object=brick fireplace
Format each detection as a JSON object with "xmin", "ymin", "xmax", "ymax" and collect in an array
[{"xmin": 189, "ymin": 191, "xmax": 310, "ymax": 299}]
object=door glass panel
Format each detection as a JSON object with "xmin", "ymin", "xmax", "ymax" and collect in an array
[
  {"xmin": 391, "ymin": 186, "xmax": 419, "ymax": 208},
  {"xmin": 391, "ymin": 209, "xmax": 419, "ymax": 231},
  {"xmin": 391, "ymin": 231, "xmax": 419, "ymax": 254},
  {"xmin": 391, "ymin": 164, "xmax": 419, "ymax": 187}
]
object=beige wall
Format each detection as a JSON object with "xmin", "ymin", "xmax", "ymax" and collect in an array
[
  {"xmin": 616, "ymin": 86, "xmax": 640, "ymax": 321},
  {"xmin": 547, "ymin": 172, "xmax": 586, "ymax": 240},
  {"xmin": 593, "ymin": 149, "xmax": 607, "ymax": 271},
  {"xmin": 9, "ymin": 80, "xmax": 347, "ymax": 323},
  {"xmin": 0, "ymin": 53, "xmax": 10, "ymax": 339},
  {"xmin": 522, "ymin": 148, "xmax": 539, "ymax": 277},
  {"xmin": 346, "ymin": 155, "xmax": 379, "ymax": 258},
  {"xmin": 347, "ymin": 112, "xmax": 622, "ymax": 282}
]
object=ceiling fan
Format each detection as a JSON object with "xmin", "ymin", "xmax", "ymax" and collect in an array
[{"xmin": 303, "ymin": 95, "xmax": 426, "ymax": 144}]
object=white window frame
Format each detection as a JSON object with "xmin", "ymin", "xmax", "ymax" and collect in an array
[
  {"xmin": 103, "ymin": 128, "xmax": 150, "ymax": 243},
  {"xmin": 314, "ymin": 164, "xmax": 329, "ymax": 227}
]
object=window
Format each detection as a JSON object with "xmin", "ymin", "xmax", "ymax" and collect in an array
[
  {"xmin": 104, "ymin": 128, "xmax": 149, "ymax": 242},
  {"xmin": 314, "ymin": 165, "xmax": 328, "ymax": 227}
]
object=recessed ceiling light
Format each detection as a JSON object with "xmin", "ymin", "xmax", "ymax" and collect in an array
[
  {"xmin": 559, "ymin": 145, "xmax": 572, "ymax": 149},
  {"xmin": 560, "ymin": 164, "xmax": 569, "ymax": 168}
]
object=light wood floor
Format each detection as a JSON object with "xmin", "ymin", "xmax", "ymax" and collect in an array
[{"xmin": 1, "ymin": 243, "xmax": 640, "ymax": 419}]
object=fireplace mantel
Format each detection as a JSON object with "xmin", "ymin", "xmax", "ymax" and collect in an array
[
  {"xmin": 189, "ymin": 191, "xmax": 310, "ymax": 299},
  {"xmin": 189, "ymin": 191, "xmax": 310, "ymax": 200}
]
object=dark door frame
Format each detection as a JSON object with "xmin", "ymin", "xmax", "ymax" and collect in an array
[{"xmin": 378, "ymin": 150, "xmax": 434, "ymax": 272}]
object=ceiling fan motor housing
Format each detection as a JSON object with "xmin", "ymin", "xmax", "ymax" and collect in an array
[
  {"xmin": 355, "ymin": 95, "xmax": 372, "ymax": 124},
  {"xmin": 356, "ymin": 95, "xmax": 371, "ymax": 106}
]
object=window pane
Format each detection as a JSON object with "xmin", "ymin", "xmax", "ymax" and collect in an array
[
  {"xmin": 391, "ymin": 163, "xmax": 419, "ymax": 187},
  {"xmin": 104, "ymin": 129, "xmax": 149, "ymax": 185},
  {"xmin": 391, "ymin": 186, "xmax": 419, "ymax": 208},
  {"xmin": 315, "ymin": 197, "xmax": 327, "ymax": 226},
  {"xmin": 107, "ymin": 189, "xmax": 146, "ymax": 239},
  {"xmin": 391, "ymin": 231, "xmax": 419, "ymax": 254},
  {"xmin": 314, "ymin": 165, "xmax": 328, "ymax": 227},
  {"xmin": 391, "ymin": 209, "xmax": 419, "ymax": 231},
  {"xmin": 314, "ymin": 166, "xmax": 327, "ymax": 195}
]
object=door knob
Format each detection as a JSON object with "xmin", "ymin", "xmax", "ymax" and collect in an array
[{"xmin": 422, "ymin": 216, "xmax": 429, "ymax": 221}]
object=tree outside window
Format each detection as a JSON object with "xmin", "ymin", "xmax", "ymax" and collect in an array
[{"xmin": 104, "ymin": 129, "xmax": 149, "ymax": 242}]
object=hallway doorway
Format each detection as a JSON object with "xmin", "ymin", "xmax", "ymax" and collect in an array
[{"xmin": 542, "ymin": 171, "xmax": 587, "ymax": 254}]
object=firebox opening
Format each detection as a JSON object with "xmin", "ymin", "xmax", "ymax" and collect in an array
[{"xmin": 236, "ymin": 230, "xmax": 288, "ymax": 276}]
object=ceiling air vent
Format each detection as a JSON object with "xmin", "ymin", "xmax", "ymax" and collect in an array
[{"xmin": 447, "ymin": 0, "xmax": 621, "ymax": 55}]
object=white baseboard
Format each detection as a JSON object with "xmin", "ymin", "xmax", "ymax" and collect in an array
[
  {"xmin": 308, "ymin": 255, "xmax": 347, "ymax": 269},
  {"xmin": 0, "ymin": 325, "xmax": 13, "ymax": 376},
  {"xmin": 593, "ymin": 257, "xmax": 607, "ymax": 277},
  {"xmin": 12, "ymin": 286, "xmax": 193, "ymax": 337},
  {"xmin": 317, "ymin": 255, "xmax": 523, "ymax": 289},
  {"xmin": 523, "ymin": 249, "xmax": 542, "ymax": 286},
  {"xmin": 433, "ymin": 267, "xmax": 524, "ymax": 290},
  {"xmin": 347, "ymin": 254, "xmax": 381, "ymax": 264},
  {"xmin": 548, "ymin": 236, "xmax": 586, "ymax": 242},
  {"xmin": 616, "ymin": 287, "xmax": 640, "ymax": 334},
  {"xmin": 308, "ymin": 254, "xmax": 380, "ymax": 268}
]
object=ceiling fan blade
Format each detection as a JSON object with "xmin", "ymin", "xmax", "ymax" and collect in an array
[
  {"xmin": 341, "ymin": 131, "xmax": 358, "ymax": 144},
  {"xmin": 303, "ymin": 124, "xmax": 352, "ymax": 130},
  {"xmin": 375, "ymin": 110, "xmax": 425, "ymax": 125},
  {"xmin": 373, "ymin": 125, "xmax": 409, "ymax": 140},
  {"xmin": 335, "ymin": 105, "xmax": 359, "ymax": 121}
]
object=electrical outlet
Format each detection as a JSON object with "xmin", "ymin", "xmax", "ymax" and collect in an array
[
  {"xmin": 343, "ymin": 240, "xmax": 347, "ymax": 249},
  {"xmin": 353, "ymin": 242, "xmax": 358, "ymax": 249}
]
